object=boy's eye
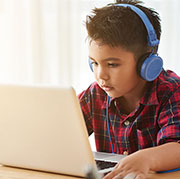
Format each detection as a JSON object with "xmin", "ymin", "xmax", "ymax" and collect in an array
[
  {"xmin": 108, "ymin": 63, "xmax": 119, "ymax": 67},
  {"xmin": 91, "ymin": 61, "xmax": 98, "ymax": 66}
]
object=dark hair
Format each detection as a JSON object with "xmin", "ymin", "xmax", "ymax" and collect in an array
[{"xmin": 86, "ymin": 0, "xmax": 161, "ymax": 59}]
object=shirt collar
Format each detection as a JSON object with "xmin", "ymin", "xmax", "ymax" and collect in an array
[{"xmin": 102, "ymin": 95, "xmax": 114, "ymax": 109}]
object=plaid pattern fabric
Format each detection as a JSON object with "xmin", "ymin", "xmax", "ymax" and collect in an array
[{"xmin": 78, "ymin": 70, "xmax": 180, "ymax": 154}]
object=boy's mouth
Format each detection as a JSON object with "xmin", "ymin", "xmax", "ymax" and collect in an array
[{"xmin": 101, "ymin": 85, "xmax": 114, "ymax": 92}]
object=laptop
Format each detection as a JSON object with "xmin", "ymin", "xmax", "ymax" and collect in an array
[{"xmin": 0, "ymin": 84, "xmax": 125, "ymax": 177}]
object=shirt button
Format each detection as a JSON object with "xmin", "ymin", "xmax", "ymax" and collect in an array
[
  {"xmin": 124, "ymin": 120, "xmax": 130, "ymax": 126},
  {"xmin": 123, "ymin": 151, "xmax": 129, "ymax": 155}
]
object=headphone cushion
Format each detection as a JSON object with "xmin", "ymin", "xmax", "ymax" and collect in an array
[
  {"xmin": 137, "ymin": 53, "xmax": 150, "ymax": 77},
  {"xmin": 140, "ymin": 54, "xmax": 163, "ymax": 81},
  {"xmin": 88, "ymin": 58, "xmax": 93, "ymax": 72}
]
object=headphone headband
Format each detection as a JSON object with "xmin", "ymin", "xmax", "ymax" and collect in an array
[{"xmin": 114, "ymin": 4, "xmax": 159, "ymax": 47}]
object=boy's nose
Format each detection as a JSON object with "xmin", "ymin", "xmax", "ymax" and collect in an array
[{"xmin": 96, "ymin": 67, "xmax": 109, "ymax": 81}]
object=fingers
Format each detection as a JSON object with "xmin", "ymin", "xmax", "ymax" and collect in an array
[
  {"xmin": 104, "ymin": 172, "xmax": 136, "ymax": 179},
  {"xmin": 103, "ymin": 170, "xmax": 146, "ymax": 179},
  {"xmin": 103, "ymin": 155, "xmax": 148, "ymax": 179},
  {"xmin": 124, "ymin": 173, "xmax": 136, "ymax": 179},
  {"xmin": 104, "ymin": 172, "xmax": 145, "ymax": 179},
  {"xmin": 113, "ymin": 173, "xmax": 134, "ymax": 179},
  {"xmin": 135, "ymin": 173, "xmax": 146, "ymax": 179},
  {"xmin": 103, "ymin": 168, "xmax": 121, "ymax": 179}
]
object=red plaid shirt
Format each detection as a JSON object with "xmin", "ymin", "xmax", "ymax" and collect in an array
[{"xmin": 78, "ymin": 70, "xmax": 180, "ymax": 154}]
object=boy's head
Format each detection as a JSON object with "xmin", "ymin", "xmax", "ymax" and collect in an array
[
  {"xmin": 86, "ymin": 0, "xmax": 162, "ymax": 99},
  {"xmin": 86, "ymin": 0, "xmax": 161, "ymax": 60}
]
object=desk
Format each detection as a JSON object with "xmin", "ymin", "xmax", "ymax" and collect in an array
[{"xmin": 0, "ymin": 165, "xmax": 180, "ymax": 179}]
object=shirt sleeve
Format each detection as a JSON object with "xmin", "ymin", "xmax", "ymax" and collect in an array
[
  {"xmin": 157, "ymin": 86, "xmax": 180, "ymax": 145},
  {"xmin": 78, "ymin": 88, "xmax": 93, "ymax": 136}
]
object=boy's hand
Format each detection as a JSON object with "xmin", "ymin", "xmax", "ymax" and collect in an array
[{"xmin": 103, "ymin": 150, "xmax": 150, "ymax": 179}]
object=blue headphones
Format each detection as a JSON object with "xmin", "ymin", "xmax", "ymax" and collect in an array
[{"xmin": 88, "ymin": 4, "xmax": 163, "ymax": 82}]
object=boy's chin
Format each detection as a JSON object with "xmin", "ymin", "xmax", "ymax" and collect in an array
[{"xmin": 106, "ymin": 92, "xmax": 121, "ymax": 98}]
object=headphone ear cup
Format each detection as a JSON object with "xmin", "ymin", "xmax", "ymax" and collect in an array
[
  {"xmin": 88, "ymin": 58, "xmax": 93, "ymax": 72},
  {"xmin": 137, "ymin": 53, "xmax": 163, "ymax": 81}
]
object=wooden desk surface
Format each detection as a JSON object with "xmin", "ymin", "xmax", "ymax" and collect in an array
[{"xmin": 0, "ymin": 165, "xmax": 180, "ymax": 179}]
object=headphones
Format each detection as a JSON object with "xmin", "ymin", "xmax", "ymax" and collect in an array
[{"xmin": 88, "ymin": 4, "xmax": 163, "ymax": 82}]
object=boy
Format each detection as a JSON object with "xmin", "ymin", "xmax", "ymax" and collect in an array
[{"xmin": 78, "ymin": 0, "xmax": 180, "ymax": 178}]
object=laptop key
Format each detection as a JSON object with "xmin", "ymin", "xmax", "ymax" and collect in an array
[{"xmin": 95, "ymin": 160, "xmax": 117, "ymax": 170}]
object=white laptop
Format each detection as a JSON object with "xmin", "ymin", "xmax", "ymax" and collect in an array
[{"xmin": 0, "ymin": 84, "xmax": 125, "ymax": 177}]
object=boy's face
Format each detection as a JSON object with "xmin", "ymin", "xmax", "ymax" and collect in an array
[{"xmin": 89, "ymin": 40, "xmax": 146, "ymax": 99}]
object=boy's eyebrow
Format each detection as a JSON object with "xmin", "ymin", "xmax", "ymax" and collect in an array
[{"xmin": 89, "ymin": 56, "xmax": 121, "ymax": 61}]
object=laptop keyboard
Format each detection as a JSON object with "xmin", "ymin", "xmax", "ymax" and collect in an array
[{"xmin": 95, "ymin": 160, "xmax": 117, "ymax": 170}]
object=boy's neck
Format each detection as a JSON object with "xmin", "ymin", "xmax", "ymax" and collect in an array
[{"xmin": 118, "ymin": 80, "xmax": 149, "ymax": 115}]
